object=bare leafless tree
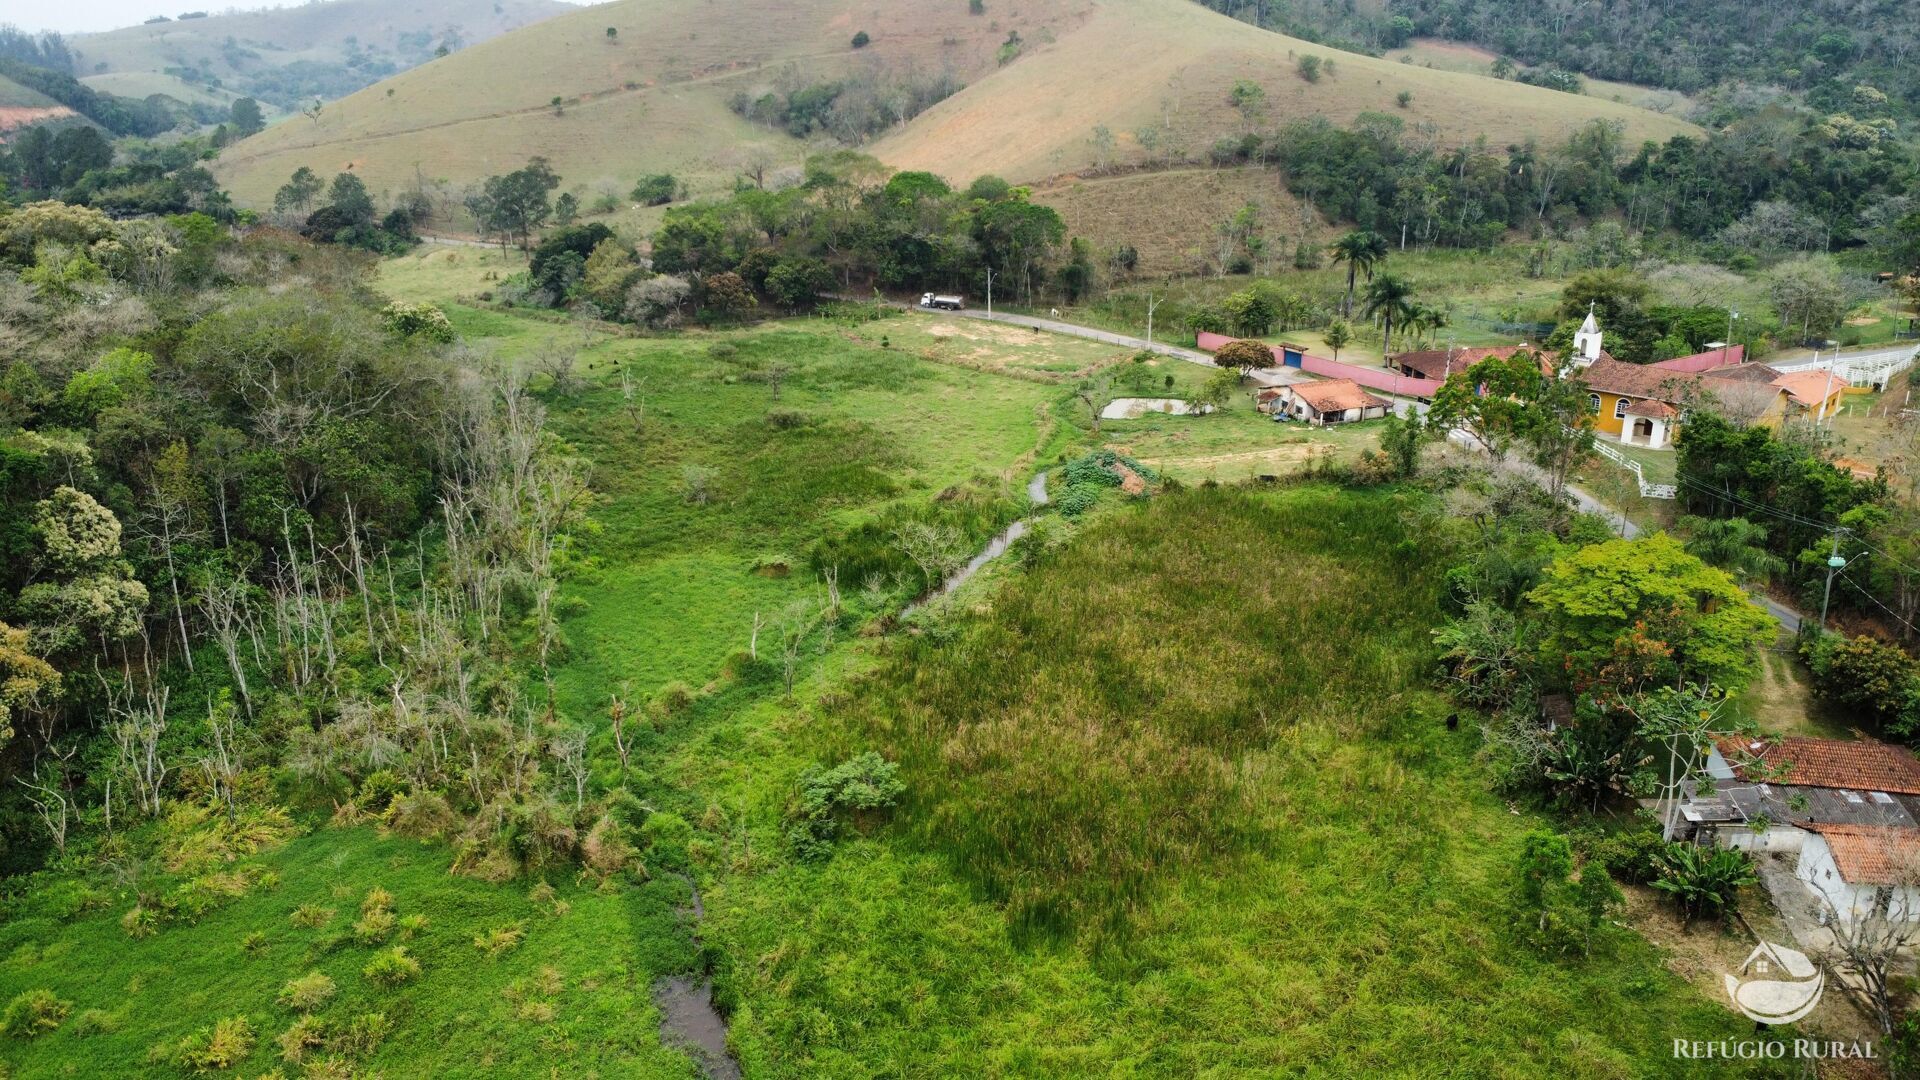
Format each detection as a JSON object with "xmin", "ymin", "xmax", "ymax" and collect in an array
[
  {"xmin": 199, "ymin": 701, "xmax": 243, "ymax": 823},
  {"xmin": 891, "ymin": 521, "xmax": 966, "ymax": 588},
  {"xmin": 821, "ymin": 566, "xmax": 841, "ymax": 621},
  {"xmin": 17, "ymin": 745, "xmax": 77, "ymax": 852},
  {"xmin": 620, "ymin": 367, "xmax": 646, "ymax": 436},
  {"xmin": 608, "ymin": 685, "xmax": 633, "ymax": 785},
  {"xmin": 549, "ymin": 725, "xmax": 590, "ymax": 814},
  {"xmin": 107, "ymin": 678, "xmax": 169, "ymax": 818},
  {"xmin": 199, "ymin": 571, "xmax": 256, "ymax": 718},
  {"xmin": 776, "ymin": 600, "xmax": 816, "ymax": 696},
  {"xmin": 534, "ymin": 344, "xmax": 579, "ymax": 396},
  {"xmin": 1816, "ymin": 846, "xmax": 1920, "ymax": 1035}
]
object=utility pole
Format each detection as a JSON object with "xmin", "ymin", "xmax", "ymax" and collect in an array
[
  {"xmin": 986, "ymin": 268, "xmax": 994, "ymax": 319},
  {"xmin": 1817, "ymin": 350, "xmax": 1838, "ymax": 424},
  {"xmin": 1145, "ymin": 291, "xmax": 1162, "ymax": 346},
  {"xmin": 1723, "ymin": 310, "xmax": 1739, "ymax": 365},
  {"xmin": 1820, "ymin": 525, "xmax": 1850, "ymax": 633}
]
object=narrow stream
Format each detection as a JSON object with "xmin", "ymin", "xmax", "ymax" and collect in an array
[
  {"xmin": 908, "ymin": 470, "xmax": 1050, "ymax": 613},
  {"xmin": 654, "ymin": 874, "xmax": 742, "ymax": 1080},
  {"xmin": 653, "ymin": 473, "xmax": 1050, "ymax": 1075}
]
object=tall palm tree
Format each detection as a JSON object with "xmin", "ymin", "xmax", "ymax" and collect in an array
[
  {"xmin": 1328, "ymin": 230, "xmax": 1389, "ymax": 317},
  {"xmin": 1362, "ymin": 272, "xmax": 1417, "ymax": 364},
  {"xmin": 1406, "ymin": 302, "xmax": 1450, "ymax": 349}
]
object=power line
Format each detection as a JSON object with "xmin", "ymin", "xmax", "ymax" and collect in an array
[
  {"xmin": 1669, "ymin": 472, "xmax": 1920, "ymax": 581},
  {"xmin": 1836, "ymin": 569, "xmax": 1920, "ymax": 637},
  {"xmin": 1667, "ymin": 473, "xmax": 1835, "ymax": 533}
]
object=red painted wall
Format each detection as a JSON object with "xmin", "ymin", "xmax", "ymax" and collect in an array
[{"xmin": 1196, "ymin": 333, "xmax": 1440, "ymax": 399}]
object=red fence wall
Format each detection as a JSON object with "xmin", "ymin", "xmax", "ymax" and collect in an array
[{"xmin": 1196, "ymin": 333, "xmax": 1441, "ymax": 399}]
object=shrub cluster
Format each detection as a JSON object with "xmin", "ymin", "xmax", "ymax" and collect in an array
[{"xmin": 786, "ymin": 752, "xmax": 906, "ymax": 860}]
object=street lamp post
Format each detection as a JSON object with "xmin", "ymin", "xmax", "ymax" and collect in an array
[
  {"xmin": 1820, "ymin": 527, "xmax": 1852, "ymax": 633},
  {"xmin": 1723, "ymin": 310, "xmax": 1739, "ymax": 364}
]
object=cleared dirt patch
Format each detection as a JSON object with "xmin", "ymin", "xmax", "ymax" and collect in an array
[
  {"xmin": 1618, "ymin": 885, "xmax": 1881, "ymax": 1052},
  {"xmin": 882, "ymin": 318, "xmax": 1126, "ymax": 380},
  {"xmin": 0, "ymin": 106, "xmax": 77, "ymax": 136},
  {"xmin": 1134, "ymin": 444, "xmax": 1317, "ymax": 479},
  {"xmin": 1035, "ymin": 167, "xmax": 1312, "ymax": 276}
]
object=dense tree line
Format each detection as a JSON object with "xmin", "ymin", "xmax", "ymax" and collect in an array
[
  {"xmin": 1677, "ymin": 412, "xmax": 1887, "ymax": 592},
  {"xmin": 728, "ymin": 66, "xmax": 965, "ymax": 143},
  {"xmin": 0, "ymin": 25, "xmax": 73, "ymax": 73},
  {"xmin": 0, "ymin": 198, "xmax": 629, "ymax": 891},
  {"xmin": 644, "ymin": 156, "xmax": 1069, "ymax": 304},
  {"xmin": 1192, "ymin": 0, "xmax": 1920, "ymax": 115},
  {"xmin": 0, "ymin": 58, "xmax": 177, "ymax": 138},
  {"xmin": 460, "ymin": 153, "xmax": 1076, "ymax": 323},
  {"xmin": 1387, "ymin": 0, "xmax": 1920, "ymax": 110},
  {"xmin": 2, "ymin": 130, "xmax": 232, "ymax": 221},
  {"xmin": 271, "ymin": 168, "xmax": 421, "ymax": 253},
  {"xmin": 1248, "ymin": 111, "xmax": 1918, "ymax": 270}
]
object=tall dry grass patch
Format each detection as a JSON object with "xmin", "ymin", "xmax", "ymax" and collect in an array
[{"xmin": 835, "ymin": 483, "xmax": 1447, "ymax": 940}]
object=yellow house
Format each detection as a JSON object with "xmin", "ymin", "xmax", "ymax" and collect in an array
[
  {"xmin": 1570, "ymin": 311, "xmax": 1843, "ymax": 447},
  {"xmin": 1580, "ymin": 358, "xmax": 1808, "ymax": 447}
]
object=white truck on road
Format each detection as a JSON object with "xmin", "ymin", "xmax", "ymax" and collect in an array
[{"xmin": 919, "ymin": 293, "xmax": 965, "ymax": 311}]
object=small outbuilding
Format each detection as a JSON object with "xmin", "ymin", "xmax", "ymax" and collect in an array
[
  {"xmin": 1268, "ymin": 379, "xmax": 1389, "ymax": 426},
  {"xmin": 1797, "ymin": 823, "xmax": 1920, "ymax": 924}
]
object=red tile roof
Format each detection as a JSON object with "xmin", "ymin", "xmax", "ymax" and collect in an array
[
  {"xmin": 1655, "ymin": 345, "xmax": 1747, "ymax": 372},
  {"xmin": 1772, "ymin": 371, "xmax": 1844, "ymax": 409},
  {"xmin": 1287, "ymin": 379, "xmax": 1388, "ymax": 414},
  {"xmin": 1700, "ymin": 362, "xmax": 1784, "ymax": 384},
  {"xmin": 1718, "ymin": 736, "xmax": 1920, "ymax": 796},
  {"xmin": 1622, "ymin": 399, "xmax": 1677, "ymax": 419},
  {"xmin": 1392, "ymin": 346, "xmax": 1561, "ymax": 382},
  {"xmin": 1580, "ymin": 357, "xmax": 1695, "ymax": 398},
  {"xmin": 1806, "ymin": 824, "xmax": 1920, "ymax": 885},
  {"xmin": 1393, "ymin": 346, "xmax": 1527, "ymax": 382},
  {"xmin": 1581, "ymin": 358, "xmax": 1789, "ymax": 419}
]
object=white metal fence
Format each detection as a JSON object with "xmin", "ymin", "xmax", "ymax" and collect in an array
[
  {"xmin": 1767, "ymin": 345, "xmax": 1919, "ymax": 388},
  {"xmin": 1592, "ymin": 440, "xmax": 1678, "ymax": 499}
]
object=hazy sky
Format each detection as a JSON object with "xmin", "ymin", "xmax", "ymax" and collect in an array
[{"xmin": 13, "ymin": 0, "xmax": 593, "ymax": 36}]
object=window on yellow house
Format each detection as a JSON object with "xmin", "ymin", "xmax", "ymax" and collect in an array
[{"xmin": 1613, "ymin": 398, "xmax": 1628, "ymax": 418}]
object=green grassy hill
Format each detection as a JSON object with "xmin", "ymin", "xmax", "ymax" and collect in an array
[
  {"xmin": 212, "ymin": 0, "xmax": 1698, "ymax": 213},
  {"xmin": 705, "ymin": 483, "xmax": 1783, "ymax": 1075},
  {"xmin": 0, "ymin": 73, "xmax": 60, "ymax": 109}
]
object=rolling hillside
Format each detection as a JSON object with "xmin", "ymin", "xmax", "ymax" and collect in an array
[
  {"xmin": 70, "ymin": 0, "xmax": 571, "ymax": 109},
  {"xmin": 870, "ymin": 0, "xmax": 1700, "ymax": 181},
  {"xmin": 1385, "ymin": 38, "xmax": 1696, "ymax": 117},
  {"xmin": 0, "ymin": 74, "xmax": 79, "ymax": 139},
  {"xmin": 213, "ymin": 0, "xmax": 1092, "ymax": 207},
  {"xmin": 213, "ymin": 0, "xmax": 1699, "ymax": 223},
  {"xmin": 79, "ymin": 70, "xmax": 252, "ymax": 112}
]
